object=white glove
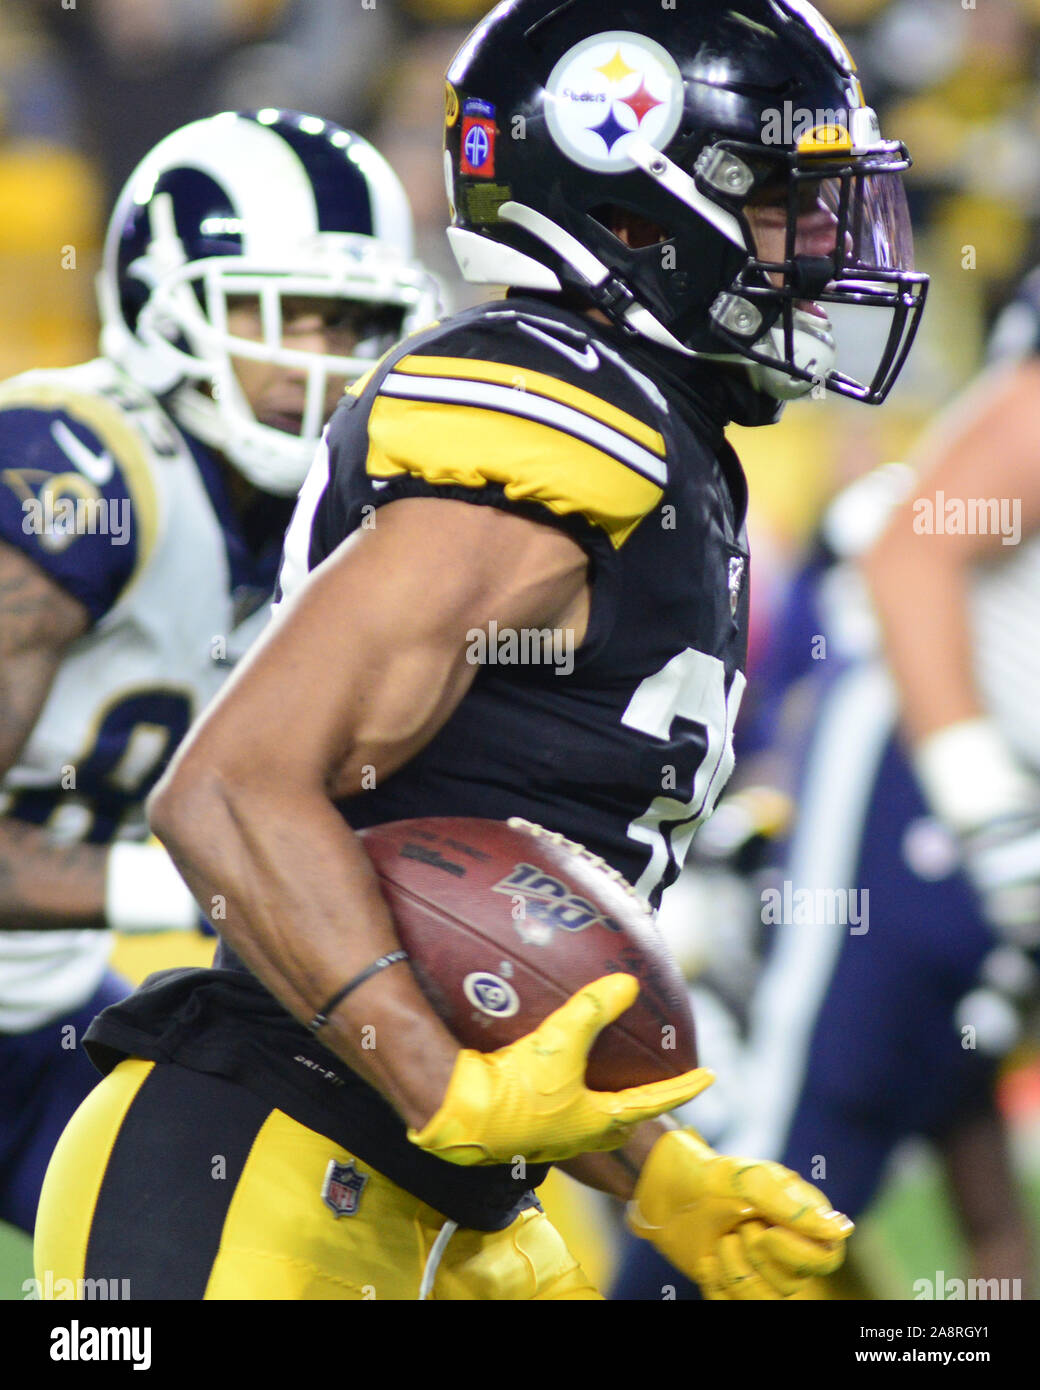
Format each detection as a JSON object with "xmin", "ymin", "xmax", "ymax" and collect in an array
[
  {"xmin": 105, "ymin": 838, "xmax": 201, "ymax": 934},
  {"xmin": 958, "ymin": 812, "xmax": 1040, "ymax": 947},
  {"xmin": 914, "ymin": 718, "xmax": 1040, "ymax": 947}
]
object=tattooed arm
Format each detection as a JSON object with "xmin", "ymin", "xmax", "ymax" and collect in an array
[{"xmin": 0, "ymin": 540, "xmax": 102, "ymax": 929}]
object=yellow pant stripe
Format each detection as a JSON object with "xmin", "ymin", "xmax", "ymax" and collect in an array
[
  {"xmin": 34, "ymin": 1058, "xmax": 154, "ymax": 1294},
  {"xmin": 37, "ymin": 1059, "xmax": 603, "ymax": 1301}
]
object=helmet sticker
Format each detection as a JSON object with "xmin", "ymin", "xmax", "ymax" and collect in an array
[
  {"xmin": 445, "ymin": 82, "xmax": 460, "ymax": 127},
  {"xmin": 461, "ymin": 115, "xmax": 496, "ymax": 177},
  {"xmin": 544, "ymin": 31, "xmax": 683, "ymax": 174}
]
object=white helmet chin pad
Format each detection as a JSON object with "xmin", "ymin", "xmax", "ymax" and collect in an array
[
  {"xmin": 619, "ymin": 297, "xmax": 838, "ymax": 402},
  {"xmin": 742, "ymin": 308, "xmax": 837, "ymax": 401}
]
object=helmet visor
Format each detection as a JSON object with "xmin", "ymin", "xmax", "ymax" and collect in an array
[
  {"xmin": 818, "ymin": 156, "xmax": 915, "ymax": 275},
  {"xmin": 720, "ymin": 148, "xmax": 927, "ymax": 403}
]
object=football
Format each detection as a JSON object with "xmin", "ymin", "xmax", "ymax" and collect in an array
[{"xmin": 358, "ymin": 816, "xmax": 697, "ymax": 1091}]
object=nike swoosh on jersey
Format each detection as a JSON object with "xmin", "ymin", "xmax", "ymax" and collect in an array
[
  {"xmin": 50, "ymin": 419, "xmax": 115, "ymax": 484},
  {"xmin": 518, "ymin": 321, "xmax": 600, "ymax": 372}
]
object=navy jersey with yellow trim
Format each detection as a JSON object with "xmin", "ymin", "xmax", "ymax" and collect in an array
[
  {"xmin": 278, "ymin": 295, "xmax": 750, "ymax": 907},
  {"xmin": 0, "ymin": 376, "xmax": 149, "ymax": 621}
]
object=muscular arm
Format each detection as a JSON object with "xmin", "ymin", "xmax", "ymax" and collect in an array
[
  {"xmin": 862, "ymin": 358, "xmax": 1040, "ymax": 741},
  {"xmin": 148, "ymin": 496, "xmax": 590, "ymax": 1131},
  {"xmin": 0, "ymin": 541, "xmax": 100, "ymax": 929}
]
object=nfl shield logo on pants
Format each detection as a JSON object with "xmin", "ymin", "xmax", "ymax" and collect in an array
[{"xmin": 322, "ymin": 1158, "xmax": 367, "ymax": 1217}]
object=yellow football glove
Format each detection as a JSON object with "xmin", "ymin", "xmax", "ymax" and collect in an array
[
  {"xmin": 627, "ymin": 1128, "xmax": 854, "ymax": 1299},
  {"xmin": 408, "ymin": 974, "xmax": 714, "ymax": 1166}
]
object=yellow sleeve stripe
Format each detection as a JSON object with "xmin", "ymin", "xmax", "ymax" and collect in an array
[
  {"xmin": 347, "ymin": 365, "xmax": 379, "ymax": 398},
  {"xmin": 367, "ymin": 395, "xmax": 662, "ymax": 549},
  {"xmin": 392, "ymin": 354, "xmax": 666, "ymax": 462},
  {"xmin": 0, "ymin": 381, "xmax": 159, "ymax": 591},
  {"xmin": 381, "ymin": 370, "xmax": 667, "ymax": 488}
]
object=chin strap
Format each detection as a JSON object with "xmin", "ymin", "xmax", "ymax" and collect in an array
[
  {"xmin": 467, "ymin": 196, "xmax": 836, "ymax": 404},
  {"xmin": 744, "ymin": 310, "xmax": 837, "ymax": 400}
]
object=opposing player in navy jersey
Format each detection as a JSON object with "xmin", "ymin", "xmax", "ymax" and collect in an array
[
  {"xmin": 0, "ymin": 110, "xmax": 439, "ymax": 1238},
  {"xmin": 37, "ymin": 0, "xmax": 925, "ymax": 1300}
]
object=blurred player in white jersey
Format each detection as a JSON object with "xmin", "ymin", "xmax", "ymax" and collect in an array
[
  {"xmin": 613, "ymin": 267, "xmax": 1040, "ymax": 1299},
  {"xmin": 868, "ymin": 267, "xmax": 1040, "ymax": 974},
  {"xmin": 0, "ymin": 108, "xmax": 440, "ymax": 1234},
  {"xmin": 857, "ymin": 268, "xmax": 1040, "ymax": 1288}
]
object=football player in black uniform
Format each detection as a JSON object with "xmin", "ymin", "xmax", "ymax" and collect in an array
[{"xmin": 35, "ymin": 0, "xmax": 926, "ymax": 1300}]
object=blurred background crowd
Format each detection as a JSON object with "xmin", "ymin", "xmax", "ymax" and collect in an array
[{"xmin": 3, "ymin": 0, "xmax": 1040, "ymax": 1299}]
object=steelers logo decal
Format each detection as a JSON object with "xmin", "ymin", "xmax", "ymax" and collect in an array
[
  {"xmin": 544, "ymin": 31, "xmax": 684, "ymax": 173},
  {"xmin": 463, "ymin": 971, "xmax": 520, "ymax": 1018}
]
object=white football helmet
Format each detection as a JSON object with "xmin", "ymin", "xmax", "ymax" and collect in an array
[{"xmin": 98, "ymin": 110, "xmax": 442, "ymax": 495}]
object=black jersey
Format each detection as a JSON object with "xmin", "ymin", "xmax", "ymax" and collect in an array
[
  {"xmin": 280, "ymin": 294, "xmax": 749, "ymax": 900},
  {"xmin": 86, "ymin": 295, "xmax": 751, "ymax": 1230}
]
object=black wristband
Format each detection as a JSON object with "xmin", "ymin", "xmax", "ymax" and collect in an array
[{"xmin": 307, "ymin": 949, "xmax": 410, "ymax": 1034}]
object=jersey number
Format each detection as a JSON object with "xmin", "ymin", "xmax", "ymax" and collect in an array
[
  {"xmin": 7, "ymin": 690, "xmax": 193, "ymax": 845},
  {"xmin": 622, "ymin": 648, "xmax": 745, "ymax": 899}
]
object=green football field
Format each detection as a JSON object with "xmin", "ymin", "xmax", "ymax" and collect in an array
[{"xmin": 1, "ymin": 1223, "xmax": 30, "ymax": 1303}]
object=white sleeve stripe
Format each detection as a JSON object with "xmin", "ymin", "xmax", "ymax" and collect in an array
[
  {"xmin": 275, "ymin": 433, "xmax": 330, "ymax": 607},
  {"xmin": 380, "ymin": 372, "xmax": 668, "ymax": 488}
]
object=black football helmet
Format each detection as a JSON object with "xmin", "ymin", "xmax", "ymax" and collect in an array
[{"xmin": 444, "ymin": 0, "xmax": 927, "ymax": 404}]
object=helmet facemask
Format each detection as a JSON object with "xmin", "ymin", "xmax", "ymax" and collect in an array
[
  {"xmin": 696, "ymin": 139, "xmax": 926, "ymax": 404},
  {"xmin": 129, "ymin": 235, "xmax": 440, "ymax": 495}
]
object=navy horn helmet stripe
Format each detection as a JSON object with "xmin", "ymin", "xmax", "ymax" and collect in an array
[
  {"xmin": 116, "ymin": 168, "xmax": 240, "ymax": 331},
  {"xmin": 96, "ymin": 108, "xmax": 440, "ymax": 496},
  {"xmin": 115, "ymin": 111, "xmax": 379, "ymax": 332},
  {"xmin": 249, "ymin": 112, "xmax": 375, "ymax": 236}
]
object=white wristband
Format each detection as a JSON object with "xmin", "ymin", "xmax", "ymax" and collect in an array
[
  {"xmin": 105, "ymin": 839, "xmax": 201, "ymax": 934},
  {"xmin": 912, "ymin": 718, "xmax": 1040, "ymax": 833}
]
